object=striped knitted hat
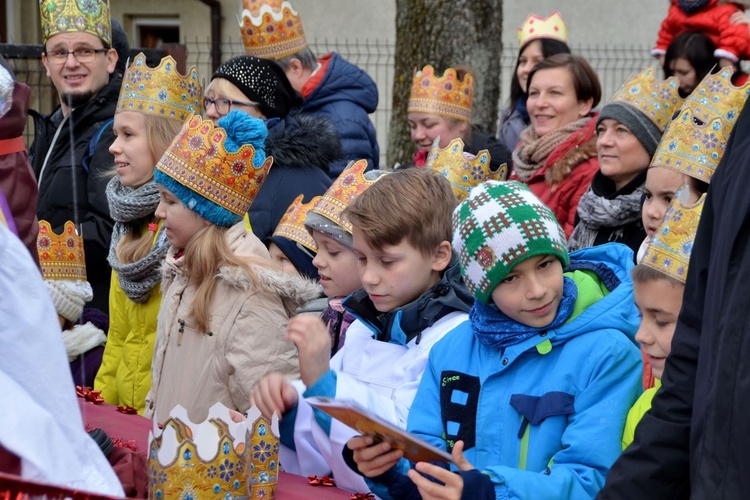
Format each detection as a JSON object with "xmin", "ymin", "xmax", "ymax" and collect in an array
[{"xmin": 452, "ymin": 181, "xmax": 569, "ymax": 302}]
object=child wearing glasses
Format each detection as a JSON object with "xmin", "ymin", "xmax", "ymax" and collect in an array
[{"xmin": 203, "ymin": 55, "xmax": 339, "ymax": 242}]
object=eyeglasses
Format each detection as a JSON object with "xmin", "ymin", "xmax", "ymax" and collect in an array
[
  {"xmin": 45, "ymin": 48, "xmax": 109, "ymax": 64},
  {"xmin": 203, "ymin": 96, "xmax": 258, "ymax": 116}
]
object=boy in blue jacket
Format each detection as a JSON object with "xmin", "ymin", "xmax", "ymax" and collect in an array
[{"xmin": 347, "ymin": 181, "xmax": 643, "ymax": 499}]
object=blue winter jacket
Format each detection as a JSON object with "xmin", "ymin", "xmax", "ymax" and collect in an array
[
  {"xmin": 303, "ymin": 52, "xmax": 380, "ymax": 177},
  {"xmin": 369, "ymin": 244, "xmax": 643, "ymax": 500}
]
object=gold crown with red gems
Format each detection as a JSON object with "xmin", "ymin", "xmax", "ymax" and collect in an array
[
  {"xmin": 156, "ymin": 115, "xmax": 273, "ymax": 220},
  {"xmin": 117, "ymin": 53, "xmax": 203, "ymax": 122},
  {"xmin": 240, "ymin": 0, "xmax": 308, "ymax": 60},
  {"xmin": 37, "ymin": 220, "xmax": 87, "ymax": 281},
  {"xmin": 408, "ymin": 65, "xmax": 474, "ymax": 122},
  {"xmin": 40, "ymin": 0, "xmax": 111, "ymax": 45},
  {"xmin": 651, "ymin": 67, "xmax": 750, "ymax": 184},
  {"xmin": 308, "ymin": 159, "xmax": 381, "ymax": 234},
  {"xmin": 426, "ymin": 137, "xmax": 508, "ymax": 203},
  {"xmin": 517, "ymin": 11, "xmax": 568, "ymax": 46},
  {"xmin": 607, "ymin": 67, "xmax": 684, "ymax": 132},
  {"xmin": 272, "ymin": 194, "xmax": 320, "ymax": 253},
  {"xmin": 642, "ymin": 187, "xmax": 705, "ymax": 284}
]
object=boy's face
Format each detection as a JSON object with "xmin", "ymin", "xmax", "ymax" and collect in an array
[
  {"xmin": 351, "ymin": 226, "xmax": 451, "ymax": 313},
  {"xmin": 642, "ymin": 167, "xmax": 692, "ymax": 238},
  {"xmin": 268, "ymin": 242, "xmax": 301, "ymax": 277},
  {"xmin": 311, "ymin": 231, "xmax": 361, "ymax": 299},
  {"xmin": 490, "ymin": 255, "xmax": 564, "ymax": 328},
  {"xmin": 633, "ymin": 278, "xmax": 684, "ymax": 379}
]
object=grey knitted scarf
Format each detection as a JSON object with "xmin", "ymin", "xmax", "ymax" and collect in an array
[
  {"xmin": 106, "ymin": 176, "xmax": 169, "ymax": 303},
  {"xmin": 567, "ymin": 183, "xmax": 645, "ymax": 251}
]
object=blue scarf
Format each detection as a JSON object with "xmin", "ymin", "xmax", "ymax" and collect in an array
[{"xmin": 471, "ymin": 277, "xmax": 577, "ymax": 349}]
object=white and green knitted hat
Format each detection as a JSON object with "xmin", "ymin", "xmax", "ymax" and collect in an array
[{"xmin": 452, "ymin": 180, "xmax": 569, "ymax": 303}]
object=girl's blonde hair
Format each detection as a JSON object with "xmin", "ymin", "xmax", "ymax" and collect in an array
[
  {"xmin": 115, "ymin": 114, "xmax": 184, "ymax": 264},
  {"xmin": 183, "ymin": 224, "xmax": 278, "ymax": 333}
]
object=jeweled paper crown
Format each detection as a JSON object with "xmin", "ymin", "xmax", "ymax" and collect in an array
[
  {"xmin": 156, "ymin": 115, "xmax": 273, "ymax": 219},
  {"xmin": 37, "ymin": 220, "xmax": 87, "ymax": 281},
  {"xmin": 408, "ymin": 65, "xmax": 473, "ymax": 122},
  {"xmin": 651, "ymin": 67, "xmax": 750, "ymax": 184},
  {"xmin": 517, "ymin": 11, "xmax": 568, "ymax": 47},
  {"xmin": 148, "ymin": 404, "xmax": 280, "ymax": 500},
  {"xmin": 117, "ymin": 53, "xmax": 203, "ymax": 122},
  {"xmin": 426, "ymin": 137, "xmax": 508, "ymax": 203},
  {"xmin": 39, "ymin": 0, "xmax": 111, "ymax": 45},
  {"xmin": 608, "ymin": 67, "xmax": 684, "ymax": 131},
  {"xmin": 642, "ymin": 187, "xmax": 705, "ymax": 283},
  {"xmin": 308, "ymin": 159, "xmax": 380, "ymax": 234},
  {"xmin": 273, "ymin": 194, "xmax": 319, "ymax": 253},
  {"xmin": 240, "ymin": 0, "xmax": 308, "ymax": 60}
]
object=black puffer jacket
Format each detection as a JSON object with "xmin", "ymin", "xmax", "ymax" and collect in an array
[
  {"xmin": 247, "ymin": 113, "xmax": 342, "ymax": 241},
  {"xmin": 29, "ymin": 75, "xmax": 121, "ymax": 314}
]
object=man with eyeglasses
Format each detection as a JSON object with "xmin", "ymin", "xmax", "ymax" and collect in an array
[{"xmin": 28, "ymin": 0, "xmax": 124, "ymax": 314}]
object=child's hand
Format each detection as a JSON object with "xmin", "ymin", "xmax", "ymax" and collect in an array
[
  {"xmin": 407, "ymin": 441, "xmax": 474, "ymax": 500},
  {"xmin": 250, "ymin": 372, "xmax": 299, "ymax": 420},
  {"xmin": 228, "ymin": 409, "xmax": 246, "ymax": 423},
  {"xmin": 347, "ymin": 435, "xmax": 404, "ymax": 477},
  {"xmin": 730, "ymin": 10, "xmax": 750, "ymax": 26},
  {"xmin": 285, "ymin": 315, "xmax": 332, "ymax": 387}
]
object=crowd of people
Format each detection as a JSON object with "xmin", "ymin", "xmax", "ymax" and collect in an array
[{"xmin": 3, "ymin": 0, "xmax": 750, "ymax": 498}]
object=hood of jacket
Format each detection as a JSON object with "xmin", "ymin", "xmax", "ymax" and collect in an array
[
  {"xmin": 303, "ymin": 52, "xmax": 378, "ymax": 114},
  {"xmin": 163, "ymin": 223, "xmax": 320, "ymax": 316},
  {"xmin": 266, "ymin": 113, "xmax": 343, "ymax": 173},
  {"xmin": 343, "ymin": 256, "xmax": 475, "ymax": 345},
  {"xmin": 550, "ymin": 242, "xmax": 640, "ymax": 346}
]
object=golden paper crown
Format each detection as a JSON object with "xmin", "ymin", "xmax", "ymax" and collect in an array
[
  {"xmin": 37, "ymin": 220, "xmax": 86, "ymax": 281},
  {"xmin": 651, "ymin": 67, "xmax": 750, "ymax": 184},
  {"xmin": 117, "ymin": 53, "xmax": 203, "ymax": 122},
  {"xmin": 642, "ymin": 188, "xmax": 705, "ymax": 283},
  {"xmin": 517, "ymin": 11, "xmax": 568, "ymax": 47},
  {"xmin": 156, "ymin": 115, "xmax": 273, "ymax": 219},
  {"xmin": 426, "ymin": 137, "xmax": 507, "ymax": 203},
  {"xmin": 148, "ymin": 406, "xmax": 250, "ymax": 500},
  {"xmin": 308, "ymin": 159, "xmax": 381, "ymax": 234},
  {"xmin": 607, "ymin": 67, "xmax": 684, "ymax": 131},
  {"xmin": 247, "ymin": 414, "xmax": 279, "ymax": 499},
  {"xmin": 408, "ymin": 65, "xmax": 473, "ymax": 122},
  {"xmin": 272, "ymin": 194, "xmax": 319, "ymax": 253},
  {"xmin": 240, "ymin": 0, "xmax": 308, "ymax": 60},
  {"xmin": 40, "ymin": 0, "xmax": 111, "ymax": 45}
]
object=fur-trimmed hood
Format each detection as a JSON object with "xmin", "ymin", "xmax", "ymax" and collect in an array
[
  {"xmin": 163, "ymin": 222, "xmax": 320, "ymax": 315},
  {"xmin": 266, "ymin": 113, "xmax": 343, "ymax": 173}
]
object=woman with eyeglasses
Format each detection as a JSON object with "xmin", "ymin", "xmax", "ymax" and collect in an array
[{"xmin": 204, "ymin": 56, "xmax": 339, "ymax": 242}]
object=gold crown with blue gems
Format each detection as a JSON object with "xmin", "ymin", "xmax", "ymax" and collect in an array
[
  {"xmin": 40, "ymin": 0, "xmax": 111, "ymax": 45},
  {"xmin": 147, "ymin": 404, "xmax": 280, "ymax": 500},
  {"xmin": 651, "ymin": 67, "xmax": 750, "ymax": 184},
  {"xmin": 273, "ymin": 194, "xmax": 319, "ymax": 253},
  {"xmin": 642, "ymin": 187, "xmax": 705, "ymax": 284},
  {"xmin": 426, "ymin": 137, "xmax": 507, "ymax": 203},
  {"xmin": 117, "ymin": 53, "xmax": 203, "ymax": 122},
  {"xmin": 607, "ymin": 67, "xmax": 684, "ymax": 131}
]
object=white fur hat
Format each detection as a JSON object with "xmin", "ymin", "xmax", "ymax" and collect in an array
[{"xmin": 45, "ymin": 280, "xmax": 93, "ymax": 323}]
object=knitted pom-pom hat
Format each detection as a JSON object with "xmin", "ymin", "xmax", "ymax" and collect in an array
[{"xmin": 452, "ymin": 180, "xmax": 569, "ymax": 303}]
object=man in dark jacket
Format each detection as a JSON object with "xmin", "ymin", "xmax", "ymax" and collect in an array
[
  {"xmin": 598, "ymin": 95, "xmax": 750, "ymax": 498},
  {"xmin": 241, "ymin": 0, "xmax": 379, "ymax": 177},
  {"xmin": 30, "ymin": 2, "xmax": 125, "ymax": 313}
]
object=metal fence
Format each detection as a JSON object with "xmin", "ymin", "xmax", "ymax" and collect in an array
[{"xmin": 3, "ymin": 38, "xmax": 654, "ymax": 165}]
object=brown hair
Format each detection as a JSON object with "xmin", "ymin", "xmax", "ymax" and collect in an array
[
  {"xmin": 183, "ymin": 224, "xmax": 277, "ymax": 333},
  {"xmin": 527, "ymin": 53, "xmax": 602, "ymax": 109},
  {"xmin": 343, "ymin": 168, "xmax": 455, "ymax": 256},
  {"xmin": 115, "ymin": 114, "xmax": 184, "ymax": 264},
  {"xmin": 631, "ymin": 264, "xmax": 685, "ymax": 288}
]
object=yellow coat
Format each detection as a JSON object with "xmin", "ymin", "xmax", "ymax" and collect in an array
[
  {"xmin": 95, "ymin": 228, "xmax": 164, "ymax": 414},
  {"xmin": 622, "ymin": 378, "xmax": 661, "ymax": 450}
]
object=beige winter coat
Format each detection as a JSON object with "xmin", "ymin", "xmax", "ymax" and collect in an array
[{"xmin": 144, "ymin": 223, "xmax": 318, "ymax": 424}]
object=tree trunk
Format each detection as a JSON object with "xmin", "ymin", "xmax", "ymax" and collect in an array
[{"xmin": 389, "ymin": 0, "xmax": 504, "ymax": 166}]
